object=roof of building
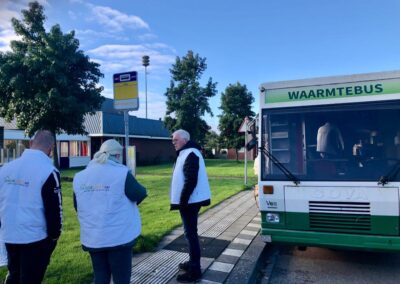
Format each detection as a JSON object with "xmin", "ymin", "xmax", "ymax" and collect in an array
[
  {"xmin": 84, "ymin": 98, "xmax": 171, "ymax": 138},
  {"xmin": 0, "ymin": 118, "xmax": 18, "ymax": 130},
  {"xmin": 1, "ymin": 98, "xmax": 171, "ymax": 139}
]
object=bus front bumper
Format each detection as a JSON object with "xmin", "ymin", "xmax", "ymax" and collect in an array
[{"xmin": 262, "ymin": 228, "xmax": 400, "ymax": 252}]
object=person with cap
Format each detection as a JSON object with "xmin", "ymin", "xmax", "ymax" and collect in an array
[
  {"xmin": 0, "ymin": 130, "xmax": 62, "ymax": 284},
  {"xmin": 73, "ymin": 139, "xmax": 147, "ymax": 284},
  {"xmin": 170, "ymin": 129, "xmax": 211, "ymax": 283}
]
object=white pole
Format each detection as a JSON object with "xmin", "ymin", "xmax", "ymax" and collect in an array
[{"xmin": 124, "ymin": 110, "xmax": 129, "ymax": 166}]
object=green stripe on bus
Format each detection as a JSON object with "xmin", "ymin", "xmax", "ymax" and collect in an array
[
  {"xmin": 261, "ymin": 211, "xmax": 399, "ymax": 235},
  {"xmin": 261, "ymin": 227, "xmax": 400, "ymax": 252}
]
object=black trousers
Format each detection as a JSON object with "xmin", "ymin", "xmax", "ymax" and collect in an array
[
  {"xmin": 179, "ymin": 205, "xmax": 201, "ymax": 271},
  {"xmin": 5, "ymin": 238, "xmax": 57, "ymax": 284}
]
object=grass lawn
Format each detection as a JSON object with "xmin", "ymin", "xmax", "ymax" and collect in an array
[{"xmin": 0, "ymin": 159, "xmax": 256, "ymax": 283}]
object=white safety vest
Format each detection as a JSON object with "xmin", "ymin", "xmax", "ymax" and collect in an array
[
  {"xmin": 73, "ymin": 160, "xmax": 141, "ymax": 248},
  {"xmin": 170, "ymin": 148, "xmax": 211, "ymax": 205},
  {"xmin": 0, "ymin": 149, "xmax": 56, "ymax": 244}
]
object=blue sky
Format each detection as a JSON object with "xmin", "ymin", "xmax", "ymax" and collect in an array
[{"xmin": 1, "ymin": 0, "xmax": 400, "ymax": 131}]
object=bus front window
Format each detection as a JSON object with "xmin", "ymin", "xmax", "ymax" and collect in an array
[{"xmin": 261, "ymin": 105, "xmax": 400, "ymax": 182}]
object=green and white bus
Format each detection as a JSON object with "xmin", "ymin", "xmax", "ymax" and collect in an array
[{"xmin": 257, "ymin": 70, "xmax": 400, "ymax": 251}]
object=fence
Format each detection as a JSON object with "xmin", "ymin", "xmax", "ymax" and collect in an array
[{"xmin": 0, "ymin": 148, "xmax": 17, "ymax": 166}]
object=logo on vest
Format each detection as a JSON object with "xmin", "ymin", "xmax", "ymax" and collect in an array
[
  {"xmin": 80, "ymin": 184, "xmax": 111, "ymax": 192},
  {"xmin": 4, "ymin": 176, "xmax": 30, "ymax": 187}
]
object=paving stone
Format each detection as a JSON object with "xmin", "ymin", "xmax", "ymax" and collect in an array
[
  {"xmin": 197, "ymin": 280, "xmax": 222, "ymax": 284},
  {"xmin": 227, "ymin": 242, "xmax": 248, "ymax": 251},
  {"xmin": 241, "ymin": 229, "xmax": 259, "ymax": 236},
  {"xmin": 246, "ymin": 223, "xmax": 260, "ymax": 229},
  {"xmin": 209, "ymin": 261, "xmax": 235, "ymax": 273},
  {"xmin": 240, "ymin": 235, "xmax": 265, "ymax": 261},
  {"xmin": 232, "ymin": 238, "xmax": 252, "ymax": 245},
  {"xmin": 201, "ymin": 269, "xmax": 229, "ymax": 283},
  {"xmin": 215, "ymin": 254, "xmax": 239, "ymax": 265},
  {"xmin": 132, "ymin": 190, "xmax": 264, "ymax": 284},
  {"xmin": 236, "ymin": 233, "xmax": 256, "ymax": 240},
  {"xmin": 216, "ymin": 233, "xmax": 236, "ymax": 241},
  {"xmin": 222, "ymin": 248, "xmax": 244, "ymax": 257}
]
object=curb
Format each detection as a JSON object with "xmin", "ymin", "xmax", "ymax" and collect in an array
[
  {"xmin": 224, "ymin": 233, "xmax": 268, "ymax": 284},
  {"xmin": 255, "ymin": 245, "xmax": 280, "ymax": 284}
]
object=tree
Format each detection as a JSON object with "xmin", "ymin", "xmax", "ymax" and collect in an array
[
  {"xmin": 204, "ymin": 130, "xmax": 221, "ymax": 158},
  {"xmin": 164, "ymin": 50, "xmax": 217, "ymax": 144},
  {"xmin": 218, "ymin": 82, "xmax": 254, "ymax": 160},
  {"xmin": 0, "ymin": 2, "xmax": 104, "ymax": 168}
]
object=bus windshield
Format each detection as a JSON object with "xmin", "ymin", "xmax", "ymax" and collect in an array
[{"xmin": 261, "ymin": 102, "xmax": 400, "ymax": 182}]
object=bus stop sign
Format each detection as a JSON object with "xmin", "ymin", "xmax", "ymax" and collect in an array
[{"xmin": 113, "ymin": 71, "xmax": 139, "ymax": 110}]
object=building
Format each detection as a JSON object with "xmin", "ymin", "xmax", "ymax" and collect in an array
[
  {"xmin": 0, "ymin": 98, "xmax": 174, "ymax": 168},
  {"xmin": 84, "ymin": 98, "xmax": 175, "ymax": 167}
]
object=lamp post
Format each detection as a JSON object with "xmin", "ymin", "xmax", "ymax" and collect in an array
[{"xmin": 142, "ymin": 55, "xmax": 150, "ymax": 119}]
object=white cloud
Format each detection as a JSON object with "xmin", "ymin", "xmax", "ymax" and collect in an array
[
  {"xmin": 0, "ymin": 28, "xmax": 19, "ymax": 52},
  {"xmin": 0, "ymin": 0, "xmax": 48, "ymax": 51},
  {"xmin": 91, "ymin": 5, "xmax": 149, "ymax": 31},
  {"xmin": 88, "ymin": 44, "xmax": 176, "ymax": 74},
  {"xmin": 137, "ymin": 33, "xmax": 157, "ymax": 42},
  {"xmin": 101, "ymin": 86, "xmax": 113, "ymax": 98},
  {"xmin": 75, "ymin": 29, "xmax": 129, "ymax": 41}
]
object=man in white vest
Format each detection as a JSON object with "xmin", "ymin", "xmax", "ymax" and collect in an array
[
  {"xmin": 0, "ymin": 130, "xmax": 62, "ymax": 284},
  {"xmin": 170, "ymin": 129, "xmax": 211, "ymax": 283},
  {"xmin": 73, "ymin": 139, "xmax": 147, "ymax": 284}
]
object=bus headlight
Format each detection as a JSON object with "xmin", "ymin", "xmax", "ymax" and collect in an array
[{"xmin": 266, "ymin": 213, "xmax": 280, "ymax": 223}]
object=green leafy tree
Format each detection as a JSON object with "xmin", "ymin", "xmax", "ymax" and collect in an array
[
  {"xmin": 219, "ymin": 82, "xmax": 254, "ymax": 160},
  {"xmin": 0, "ymin": 2, "xmax": 104, "ymax": 168},
  {"xmin": 204, "ymin": 130, "xmax": 221, "ymax": 158},
  {"xmin": 164, "ymin": 50, "xmax": 217, "ymax": 144}
]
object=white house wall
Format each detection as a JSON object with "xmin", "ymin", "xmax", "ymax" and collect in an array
[
  {"xmin": 69, "ymin": 156, "xmax": 90, "ymax": 167},
  {"xmin": 4, "ymin": 129, "xmax": 89, "ymax": 141}
]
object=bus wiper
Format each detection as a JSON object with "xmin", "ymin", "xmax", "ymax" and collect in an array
[
  {"xmin": 378, "ymin": 160, "xmax": 400, "ymax": 186},
  {"xmin": 259, "ymin": 146, "xmax": 300, "ymax": 185}
]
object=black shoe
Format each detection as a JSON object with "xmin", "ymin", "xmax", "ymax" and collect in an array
[
  {"xmin": 178, "ymin": 261, "xmax": 191, "ymax": 271},
  {"xmin": 176, "ymin": 270, "xmax": 202, "ymax": 283}
]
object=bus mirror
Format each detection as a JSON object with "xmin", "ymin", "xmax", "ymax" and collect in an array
[{"xmin": 246, "ymin": 138, "xmax": 257, "ymax": 151}]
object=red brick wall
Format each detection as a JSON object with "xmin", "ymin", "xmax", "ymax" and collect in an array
[{"xmin": 226, "ymin": 148, "xmax": 257, "ymax": 160}]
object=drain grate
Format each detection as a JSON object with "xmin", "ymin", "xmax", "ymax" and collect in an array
[{"xmin": 131, "ymin": 250, "xmax": 188, "ymax": 283}]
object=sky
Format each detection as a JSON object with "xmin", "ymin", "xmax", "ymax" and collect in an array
[{"xmin": 1, "ymin": 0, "xmax": 400, "ymax": 132}]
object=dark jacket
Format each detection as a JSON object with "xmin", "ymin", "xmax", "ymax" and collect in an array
[{"xmin": 170, "ymin": 140, "xmax": 211, "ymax": 210}]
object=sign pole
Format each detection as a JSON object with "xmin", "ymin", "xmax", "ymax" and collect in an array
[
  {"xmin": 113, "ymin": 71, "xmax": 139, "ymax": 169},
  {"xmin": 124, "ymin": 110, "xmax": 129, "ymax": 166},
  {"xmin": 244, "ymin": 118, "xmax": 248, "ymax": 185}
]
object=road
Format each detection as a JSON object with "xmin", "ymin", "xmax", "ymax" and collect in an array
[{"xmin": 257, "ymin": 245, "xmax": 400, "ymax": 284}]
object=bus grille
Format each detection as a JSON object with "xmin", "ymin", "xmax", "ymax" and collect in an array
[{"xmin": 309, "ymin": 201, "xmax": 371, "ymax": 233}]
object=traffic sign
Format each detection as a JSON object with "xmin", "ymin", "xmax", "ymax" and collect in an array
[{"xmin": 113, "ymin": 71, "xmax": 139, "ymax": 110}]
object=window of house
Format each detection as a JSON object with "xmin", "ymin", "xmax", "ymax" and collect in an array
[{"xmin": 69, "ymin": 141, "xmax": 89, "ymax": 157}]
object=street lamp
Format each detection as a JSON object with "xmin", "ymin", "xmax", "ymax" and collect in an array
[{"xmin": 142, "ymin": 55, "xmax": 150, "ymax": 119}]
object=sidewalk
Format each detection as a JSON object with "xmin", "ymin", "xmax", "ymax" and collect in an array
[{"xmin": 130, "ymin": 190, "xmax": 265, "ymax": 284}]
